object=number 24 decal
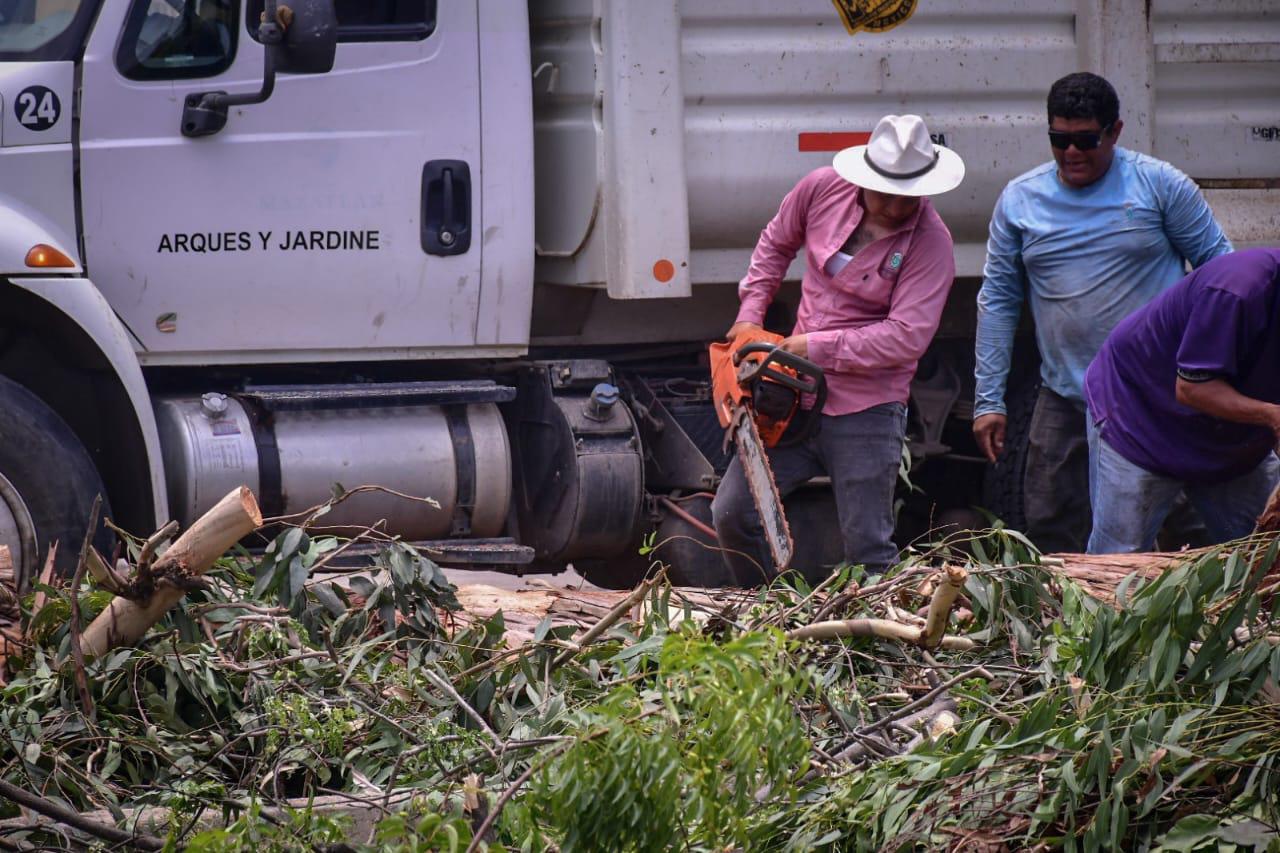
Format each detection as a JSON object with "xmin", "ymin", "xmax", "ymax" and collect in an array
[{"xmin": 14, "ymin": 85, "xmax": 61, "ymax": 131}]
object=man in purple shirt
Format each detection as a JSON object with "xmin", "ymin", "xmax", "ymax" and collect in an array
[
  {"xmin": 1083, "ymin": 249, "xmax": 1280, "ymax": 553},
  {"xmin": 712, "ymin": 114, "xmax": 965, "ymax": 583}
]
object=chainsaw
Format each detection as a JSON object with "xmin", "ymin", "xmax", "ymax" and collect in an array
[{"xmin": 709, "ymin": 330, "xmax": 827, "ymax": 571}]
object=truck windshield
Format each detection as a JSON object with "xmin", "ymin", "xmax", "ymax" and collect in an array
[{"xmin": 0, "ymin": 0, "xmax": 101, "ymax": 61}]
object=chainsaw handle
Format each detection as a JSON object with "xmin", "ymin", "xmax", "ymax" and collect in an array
[
  {"xmin": 733, "ymin": 342, "xmax": 825, "ymax": 397},
  {"xmin": 733, "ymin": 342, "xmax": 828, "ymax": 447}
]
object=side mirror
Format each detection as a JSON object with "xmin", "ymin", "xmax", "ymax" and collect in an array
[
  {"xmin": 181, "ymin": 0, "xmax": 337, "ymax": 138},
  {"xmin": 275, "ymin": 0, "xmax": 337, "ymax": 75}
]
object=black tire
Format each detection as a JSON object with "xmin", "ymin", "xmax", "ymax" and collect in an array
[
  {"xmin": 578, "ymin": 495, "xmax": 732, "ymax": 590},
  {"xmin": 980, "ymin": 376, "xmax": 1039, "ymax": 532},
  {"xmin": 585, "ymin": 490, "xmax": 846, "ymax": 590},
  {"xmin": 575, "ymin": 551, "xmax": 660, "ymax": 591},
  {"xmin": 0, "ymin": 375, "xmax": 111, "ymax": 590},
  {"xmin": 654, "ymin": 495, "xmax": 735, "ymax": 588}
]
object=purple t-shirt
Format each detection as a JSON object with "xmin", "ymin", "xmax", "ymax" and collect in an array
[{"xmin": 1083, "ymin": 248, "xmax": 1280, "ymax": 483}]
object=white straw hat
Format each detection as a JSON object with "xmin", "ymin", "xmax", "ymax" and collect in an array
[{"xmin": 832, "ymin": 114, "xmax": 965, "ymax": 197}]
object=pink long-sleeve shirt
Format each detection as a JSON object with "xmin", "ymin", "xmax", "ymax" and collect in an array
[{"xmin": 735, "ymin": 167, "xmax": 956, "ymax": 415}]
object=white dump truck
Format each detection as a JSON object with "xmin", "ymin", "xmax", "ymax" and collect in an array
[{"xmin": 0, "ymin": 0, "xmax": 1276, "ymax": 588}]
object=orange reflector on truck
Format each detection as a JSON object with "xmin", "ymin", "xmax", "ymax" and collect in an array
[
  {"xmin": 25, "ymin": 244, "xmax": 76, "ymax": 268},
  {"xmin": 798, "ymin": 132, "xmax": 871, "ymax": 152}
]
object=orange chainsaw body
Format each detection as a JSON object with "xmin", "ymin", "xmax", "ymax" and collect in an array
[{"xmin": 710, "ymin": 330, "xmax": 799, "ymax": 448}]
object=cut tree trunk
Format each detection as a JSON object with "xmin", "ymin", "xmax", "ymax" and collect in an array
[
  {"xmin": 81, "ymin": 487, "xmax": 262, "ymax": 658},
  {"xmin": 445, "ymin": 540, "xmax": 1280, "ymax": 644},
  {"xmin": 1045, "ymin": 552, "xmax": 1187, "ymax": 607},
  {"xmin": 447, "ymin": 580, "xmax": 748, "ymax": 647}
]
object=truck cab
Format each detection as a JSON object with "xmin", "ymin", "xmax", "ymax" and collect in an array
[{"xmin": 1, "ymin": 0, "xmax": 552, "ymax": 586}]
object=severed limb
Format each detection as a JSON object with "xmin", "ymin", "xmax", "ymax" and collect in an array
[
  {"xmin": 81, "ymin": 488, "xmax": 262, "ymax": 659},
  {"xmin": 920, "ymin": 565, "xmax": 968, "ymax": 649}
]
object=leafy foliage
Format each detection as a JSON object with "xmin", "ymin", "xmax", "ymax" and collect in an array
[
  {"xmin": 2, "ymin": 526, "xmax": 1280, "ymax": 851},
  {"xmin": 529, "ymin": 631, "xmax": 811, "ymax": 851}
]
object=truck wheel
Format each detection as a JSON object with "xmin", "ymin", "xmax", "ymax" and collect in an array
[
  {"xmin": 578, "ymin": 495, "xmax": 733, "ymax": 590},
  {"xmin": 576, "ymin": 548, "xmax": 660, "ymax": 590},
  {"xmin": 0, "ymin": 375, "xmax": 111, "ymax": 590},
  {"xmin": 980, "ymin": 377, "xmax": 1039, "ymax": 532},
  {"xmin": 653, "ymin": 495, "xmax": 735, "ymax": 588}
]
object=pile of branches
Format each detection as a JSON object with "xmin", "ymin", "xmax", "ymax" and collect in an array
[{"xmin": 1, "ymin": 495, "xmax": 1280, "ymax": 851}]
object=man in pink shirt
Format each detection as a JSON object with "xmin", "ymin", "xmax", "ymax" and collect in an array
[{"xmin": 712, "ymin": 114, "xmax": 964, "ymax": 584}]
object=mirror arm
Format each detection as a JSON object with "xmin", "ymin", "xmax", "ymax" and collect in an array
[
  {"xmin": 180, "ymin": 1, "xmax": 285, "ymax": 138},
  {"xmin": 204, "ymin": 41, "xmax": 276, "ymax": 110}
]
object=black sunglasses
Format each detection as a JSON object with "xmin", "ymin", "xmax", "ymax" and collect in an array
[{"xmin": 1048, "ymin": 124, "xmax": 1113, "ymax": 151}]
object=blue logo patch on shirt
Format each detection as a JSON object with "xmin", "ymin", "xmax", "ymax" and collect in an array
[{"xmin": 890, "ymin": 252, "xmax": 903, "ymax": 269}]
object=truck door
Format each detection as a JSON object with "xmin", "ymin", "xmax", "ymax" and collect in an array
[{"xmin": 77, "ymin": 0, "xmax": 483, "ymax": 360}]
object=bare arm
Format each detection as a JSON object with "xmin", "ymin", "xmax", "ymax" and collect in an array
[{"xmin": 1175, "ymin": 377, "xmax": 1280, "ymax": 439}]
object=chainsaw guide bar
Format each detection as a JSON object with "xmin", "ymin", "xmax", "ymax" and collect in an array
[{"xmin": 731, "ymin": 410, "xmax": 794, "ymax": 572}]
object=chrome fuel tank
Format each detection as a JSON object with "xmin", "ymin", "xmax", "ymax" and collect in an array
[{"xmin": 155, "ymin": 392, "xmax": 511, "ymax": 540}]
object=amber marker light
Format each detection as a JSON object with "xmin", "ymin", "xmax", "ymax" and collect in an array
[{"xmin": 25, "ymin": 244, "xmax": 76, "ymax": 269}]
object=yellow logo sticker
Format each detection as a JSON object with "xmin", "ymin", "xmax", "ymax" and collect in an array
[{"xmin": 831, "ymin": 0, "xmax": 920, "ymax": 35}]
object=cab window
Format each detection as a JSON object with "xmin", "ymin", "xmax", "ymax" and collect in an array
[
  {"xmin": 116, "ymin": 0, "xmax": 237, "ymax": 80},
  {"xmin": 247, "ymin": 0, "xmax": 435, "ymax": 43}
]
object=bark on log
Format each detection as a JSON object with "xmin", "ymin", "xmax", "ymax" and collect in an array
[
  {"xmin": 1047, "ymin": 537, "xmax": 1280, "ymax": 607},
  {"xmin": 447, "ymin": 581, "xmax": 735, "ymax": 647},
  {"xmin": 1044, "ymin": 552, "xmax": 1189, "ymax": 607},
  {"xmin": 81, "ymin": 487, "xmax": 262, "ymax": 658}
]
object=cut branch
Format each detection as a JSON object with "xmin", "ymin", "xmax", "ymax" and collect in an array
[
  {"xmin": 0, "ymin": 778, "xmax": 164, "ymax": 850},
  {"xmin": 551, "ymin": 569, "xmax": 667, "ymax": 669},
  {"xmin": 83, "ymin": 546, "xmax": 128, "ymax": 594},
  {"xmin": 81, "ymin": 487, "xmax": 262, "ymax": 659},
  {"xmin": 25, "ymin": 543, "xmax": 57, "ymax": 640},
  {"xmin": 920, "ymin": 565, "xmax": 968, "ymax": 649},
  {"xmin": 135, "ymin": 519, "xmax": 181, "ymax": 587},
  {"xmin": 786, "ymin": 616, "xmax": 975, "ymax": 651}
]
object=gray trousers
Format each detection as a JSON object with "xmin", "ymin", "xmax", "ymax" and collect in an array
[
  {"xmin": 1024, "ymin": 387, "xmax": 1092, "ymax": 553},
  {"xmin": 711, "ymin": 403, "xmax": 906, "ymax": 586}
]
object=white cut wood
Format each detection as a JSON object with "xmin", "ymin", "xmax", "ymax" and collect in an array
[
  {"xmin": 81, "ymin": 488, "xmax": 261, "ymax": 658},
  {"xmin": 920, "ymin": 565, "xmax": 968, "ymax": 649}
]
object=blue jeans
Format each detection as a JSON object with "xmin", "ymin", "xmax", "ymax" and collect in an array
[
  {"xmin": 1024, "ymin": 387, "xmax": 1091, "ymax": 553},
  {"xmin": 1086, "ymin": 414, "xmax": 1280, "ymax": 554},
  {"xmin": 711, "ymin": 403, "xmax": 906, "ymax": 585}
]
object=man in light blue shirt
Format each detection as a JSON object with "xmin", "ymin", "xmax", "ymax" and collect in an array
[{"xmin": 972, "ymin": 72, "xmax": 1231, "ymax": 553}]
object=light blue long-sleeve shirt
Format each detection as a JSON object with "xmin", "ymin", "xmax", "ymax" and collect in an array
[{"xmin": 974, "ymin": 148, "xmax": 1232, "ymax": 417}]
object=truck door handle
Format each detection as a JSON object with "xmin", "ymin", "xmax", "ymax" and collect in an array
[{"xmin": 422, "ymin": 160, "xmax": 472, "ymax": 255}]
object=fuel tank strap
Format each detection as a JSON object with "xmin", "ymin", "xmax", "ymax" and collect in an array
[
  {"xmin": 445, "ymin": 406, "xmax": 476, "ymax": 537},
  {"xmin": 237, "ymin": 397, "xmax": 285, "ymax": 520}
]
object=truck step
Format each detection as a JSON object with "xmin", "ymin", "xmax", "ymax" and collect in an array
[
  {"xmin": 339, "ymin": 537, "xmax": 536, "ymax": 571},
  {"xmin": 240, "ymin": 380, "xmax": 515, "ymax": 409}
]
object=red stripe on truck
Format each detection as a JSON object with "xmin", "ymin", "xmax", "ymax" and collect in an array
[{"xmin": 798, "ymin": 132, "xmax": 871, "ymax": 152}]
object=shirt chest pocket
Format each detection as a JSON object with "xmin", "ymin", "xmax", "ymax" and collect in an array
[
  {"xmin": 1110, "ymin": 206, "xmax": 1169, "ymax": 259},
  {"xmin": 840, "ymin": 265, "xmax": 898, "ymax": 312},
  {"xmin": 1114, "ymin": 202, "xmax": 1161, "ymax": 232}
]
